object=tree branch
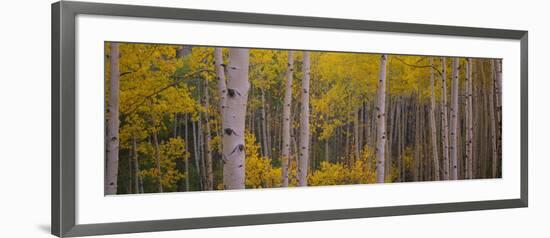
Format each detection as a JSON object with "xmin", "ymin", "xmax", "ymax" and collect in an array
[
  {"xmin": 393, "ymin": 56, "xmax": 443, "ymax": 76},
  {"xmin": 124, "ymin": 69, "xmax": 216, "ymax": 115}
]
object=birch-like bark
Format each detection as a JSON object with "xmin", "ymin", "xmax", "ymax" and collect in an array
[
  {"xmin": 214, "ymin": 48, "xmax": 228, "ymax": 188},
  {"xmin": 450, "ymin": 58, "xmax": 459, "ymax": 180},
  {"xmin": 198, "ymin": 104, "xmax": 206, "ymax": 187},
  {"xmin": 494, "ymin": 59, "xmax": 502, "ymax": 122},
  {"xmin": 204, "ymin": 78, "xmax": 213, "ymax": 190},
  {"xmin": 105, "ymin": 42, "xmax": 120, "ymax": 195},
  {"xmin": 386, "ymin": 99, "xmax": 395, "ymax": 181},
  {"xmin": 414, "ymin": 99, "xmax": 420, "ymax": 181},
  {"xmin": 376, "ymin": 54, "xmax": 388, "ymax": 183},
  {"xmin": 222, "ymin": 48, "xmax": 250, "ymax": 189},
  {"xmin": 192, "ymin": 120, "xmax": 202, "ymax": 189},
  {"xmin": 298, "ymin": 51, "xmax": 310, "ymax": 187},
  {"xmin": 429, "ymin": 58, "xmax": 440, "ymax": 180},
  {"xmin": 471, "ymin": 61, "xmax": 479, "ymax": 178},
  {"xmin": 152, "ymin": 131, "xmax": 163, "ymax": 193},
  {"xmin": 440, "ymin": 57, "xmax": 450, "ymax": 180},
  {"xmin": 260, "ymin": 89, "xmax": 269, "ymax": 157},
  {"xmin": 184, "ymin": 114, "xmax": 190, "ymax": 191},
  {"xmin": 494, "ymin": 59, "xmax": 502, "ymax": 176},
  {"xmin": 465, "ymin": 59, "xmax": 474, "ymax": 179},
  {"xmin": 214, "ymin": 48, "xmax": 228, "ymax": 112},
  {"xmin": 489, "ymin": 60, "xmax": 498, "ymax": 178},
  {"xmin": 281, "ymin": 51, "xmax": 293, "ymax": 187},
  {"xmin": 265, "ymin": 104, "xmax": 272, "ymax": 158}
]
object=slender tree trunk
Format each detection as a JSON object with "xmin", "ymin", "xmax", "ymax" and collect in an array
[
  {"xmin": 214, "ymin": 48, "xmax": 227, "ymax": 189},
  {"xmin": 365, "ymin": 103, "xmax": 372, "ymax": 148},
  {"xmin": 152, "ymin": 131, "xmax": 163, "ymax": 193},
  {"xmin": 298, "ymin": 51, "xmax": 311, "ymax": 187},
  {"xmin": 450, "ymin": 58, "xmax": 459, "ymax": 180},
  {"xmin": 494, "ymin": 59, "xmax": 502, "ymax": 176},
  {"xmin": 489, "ymin": 60, "xmax": 498, "ymax": 178},
  {"xmin": 325, "ymin": 139, "xmax": 330, "ymax": 162},
  {"xmin": 192, "ymin": 120, "xmax": 202, "ymax": 189},
  {"xmin": 105, "ymin": 42, "xmax": 120, "ymax": 195},
  {"xmin": 429, "ymin": 58, "xmax": 440, "ymax": 180},
  {"xmin": 204, "ymin": 78, "xmax": 214, "ymax": 190},
  {"xmin": 472, "ymin": 60, "xmax": 479, "ymax": 178},
  {"xmin": 132, "ymin": 136, "xmax": 141, "ymax": 193},
  {"xmin": 440, "ymin": 57, "xmax": 450, "ymax": 180},
  {"xmin": 353, "ymin": 108, "xmax": 361, "ymax": 159},
  {"xmin": 414, "ymin": 98, "xmax": 420, "ymax": 182},
  {"xmin": 400, "ymin": 98, "xmax": 408, "ymax": 181},
  {"xmin": 345, "ymin": 122, "xmax": 350, "ymax": 158},
  {"xmin": 395, "ymin": 98, "xmax": 401, "ymax": 181},
  {"xmin": 420, "ymin": 104, "xmax": 426, "ymax": 180},
  {"xmin": 184, "ymin": 114, "xmax": 190, "ymax": 191},
  {"xmin": 359, "ymin": 105, "xmax": 364, "ymax": 153},
  {"xmin": 266, "ymin": 103, "xmax": 273, "ymax": 158},
  {"xmin": 222, "ymin": 48, "xmax": 250, "ymax": 189},
  {"xmin": 376, "ymin": 54, "xmax": 388, "ymax": 183},
  {"xmin": 465, "ymin": 59, "xmax": 474, "ymax": 179},
  {"xmin": 260, "ymin": 89, "xmax": 269, "ymax": 158},
  {"xmin": 386, "ymin": 98, "xmax": 394, "ymax": 181},
  {"xmin": 281, "ymin": 51, "xmax": 294, "ymax": 187}
]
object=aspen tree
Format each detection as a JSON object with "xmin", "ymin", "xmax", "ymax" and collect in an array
[
  {"xmin": 222, "ymin": 48, "xmax": 250, "ymax": 189},
  {"xmin": 376, "ymin": 54, "xmax": 388, "ymax": 183},
  {"xmin": 281, "ymin": 51, "xmax": 294, "ymax": 187},
  {"xmin": 204, "ymin": 77, "xmax": 213, "ymax": 190},
  {"xmin": 465, "ymin": 59, "xmax": 474, "ymax": 179},
  {"xmin": 298, "ymin": 51, "xmax": 310, "ymax": 186},
  {"xmin": 440, "ymin": 57, "xmax": 450, "ymax": 180},
  {"xmin": 450, "ymin": 58, "xmax": 459, "ymax": 180},
  {"xmin": 106, "ymin": 42, "xmax": 120, "ymax": 195},
  {"xmin": 429, "ymin": 58, "xmax": 440, "ymax": 180}
]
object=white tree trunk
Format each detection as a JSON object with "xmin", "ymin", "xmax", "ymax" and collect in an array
[
  {"xmin": 105, "ymin": 42, "xmax": 120, "ymax": 195},
  {"xmin": 440, "ymin": 57, "xmax": 450, "ymax": 180},
  {"xmin": 184, "ymin": 114, "xmax": 190, "ymax": 191},
  {"xmin": 214, "ymin": 48, "xmax": 227, "ymax": 189},
  {"xmin": 222, "ymin": 48, "xmax": 250, "ymax": 189},
  {"xmin": 298, "ymin": 51, "xmax": 311, "ymax": 187},
  {"xmin": 192, "ymin": 120, "xmax": 201, "ymax": 189},
  {"xmin": 376, "ymin": 54, "xmax": 388, "ymax": 183},
  {"xmin": 281, "ymin": 51, "xmax": 294, "ymax": 187},
  {"xmin": 495, "ymin": 59, "xmax": 502, "ymax": 123},
  {"xmin": 465, "ymin": 58, "xmax": 474, "ymax": 179},
  {"xmin": 429, "ymin": 58, "xmax": 440, "ymax": 181},
  {"xmin": 214, "ymin": 48, "xmax": 228, "ymax": 112},
  {"xmin": 204, "ymin": 77, "xmax": 213, "ymax": 190},
  {"xmin": 450, "ymin": 58, "xmax": 459, "ymax": 180},
  {"xmin": 260, "ymin": 89, "xmax": 269, "ymax": 157}
]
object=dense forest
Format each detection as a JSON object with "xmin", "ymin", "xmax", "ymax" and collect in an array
[{"xmin": 104, "ymin": 42, "xmax": 502, "ymax": 195}]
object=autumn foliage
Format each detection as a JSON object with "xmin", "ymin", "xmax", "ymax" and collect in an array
[{"xmin": 105, "ymin": 42, "xmax": 502, "ymax": 195}]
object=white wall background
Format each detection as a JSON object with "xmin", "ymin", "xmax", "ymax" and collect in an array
[{"xmin": 0, "ymin": 0, "xmax": 545, "ymax": 237}]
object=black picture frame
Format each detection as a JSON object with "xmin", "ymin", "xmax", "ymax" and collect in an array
[{"xmin": 51, "ymin": 1, "xmax": 528, "ymax": 237}]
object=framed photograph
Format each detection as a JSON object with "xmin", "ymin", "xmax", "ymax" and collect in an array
[{"xmin": 52, "ymin": 1, "xmax": 528, "ymax": 237}]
